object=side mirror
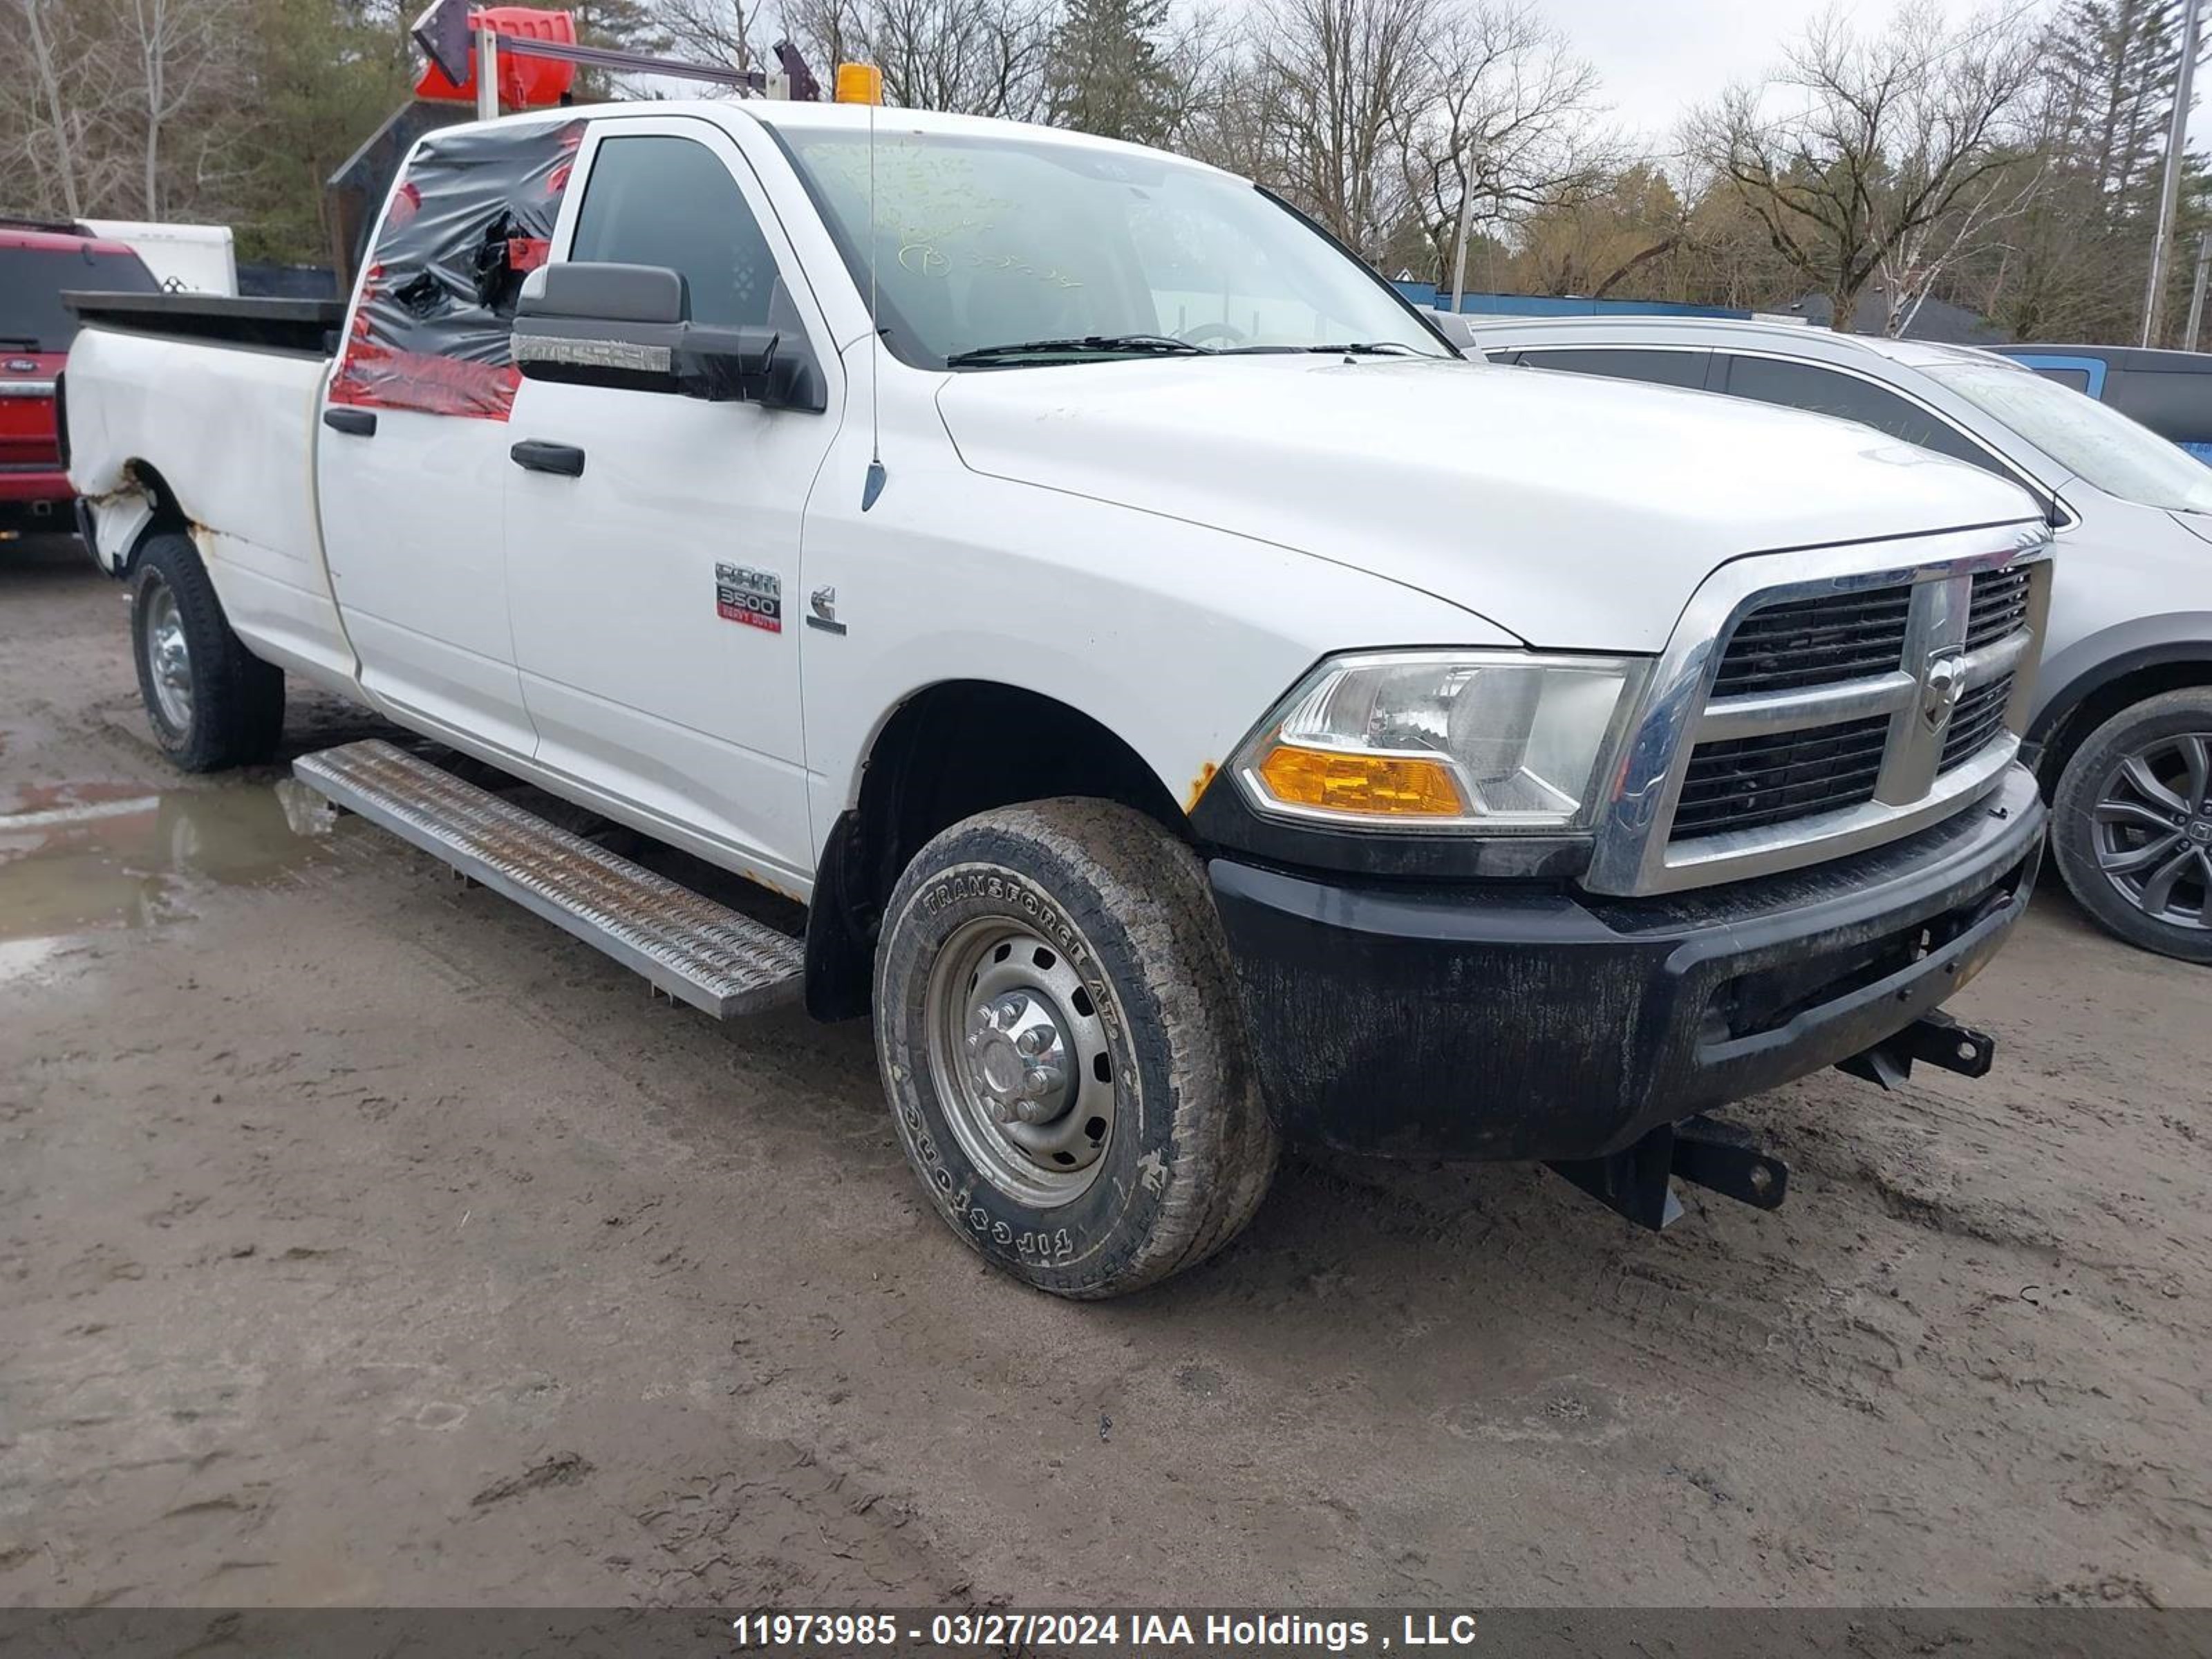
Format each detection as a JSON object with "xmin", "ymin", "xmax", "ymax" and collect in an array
[
  {"xmin": 512, "ymin": 261, "xmax": 826, "ymax": 413},
  {"xmin": 1427, "ymin": 310, "xmax": 1484, "ymax": 359}
]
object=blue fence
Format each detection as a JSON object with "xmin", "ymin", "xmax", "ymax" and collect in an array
[{"xmin": 1392, "ymin": 282, "xmax": 1752, "ymax": 321}]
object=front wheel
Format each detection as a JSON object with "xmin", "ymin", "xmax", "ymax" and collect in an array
[
  {"xmin": 2051, "ymin": 688, "xmax": 2212, "ymax": 964},
  {"xmin": 874, "ymin": 799, "xmax": 1278, "ymax": 1298},
  {"xmin": 130, "ymin": 532, "xmax": 285, "ymax": 773}
]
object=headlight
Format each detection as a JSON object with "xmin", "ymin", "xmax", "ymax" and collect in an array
[{"xmin": 1231, "ymin": 650, "xmax": 1647, "ymax": 832}]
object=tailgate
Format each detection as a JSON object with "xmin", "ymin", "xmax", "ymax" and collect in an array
[{"xmin": 0, "ymin": 353, "xmax": 61, "ymax": 470}]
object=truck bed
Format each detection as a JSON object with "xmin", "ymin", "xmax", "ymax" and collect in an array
[
  {"xmin": 65, "ymin": 315, "xmax": 354, "ymax": 688},
  {"xmin": 63, "ymin": 290, "xmax": 341, "ymax": 357}
]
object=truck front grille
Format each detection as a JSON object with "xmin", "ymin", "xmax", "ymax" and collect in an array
[
  {"xmin": 1656, "ymin": 553, "xmax": 2046, "ymax": 860},
  {"xmin": 1940, "ymin": 672, "xmax": 2016, "ymax": 772},
  {"xmin": 1587, "ymin": 531, "xmax": 2052, "ymax": 896},
  {"xmin": 1672, "ymin": 715, "xmax": 1889, "ymax": 837},
  {"xmin": 1964, "ymin": 565, "xmax": 2032, "ymax": 651},
  {"xmin": 1707, "ymin": 587, "xmax": 1914, "ymax": 696}
]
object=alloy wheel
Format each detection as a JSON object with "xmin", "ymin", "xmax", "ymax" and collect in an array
[{"xmin": 2092, "ymin": 732, "xmax": 2212, "ymax": 930}]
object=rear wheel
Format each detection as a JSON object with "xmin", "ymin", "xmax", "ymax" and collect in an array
[
  {"xmin": 130, "ymin": 532, "xmax": 285, "ymax": 773},
  {"xmin": 874, "ymin": 798, "xmax": 1278, "ymax": 1298},
  {"xmin": 2051, "ymin": 688, "xmax": 2212, "ymax": 964}
]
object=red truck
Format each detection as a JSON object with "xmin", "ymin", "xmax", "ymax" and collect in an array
[{"xmin": 1, "ymin": 218, "xmax": 159, "ymax": 537}]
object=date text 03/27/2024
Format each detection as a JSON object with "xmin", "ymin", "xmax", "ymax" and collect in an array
[{"xmin": 730, "ymin": 1612, "xmax": 1485, "ymax": 1651}]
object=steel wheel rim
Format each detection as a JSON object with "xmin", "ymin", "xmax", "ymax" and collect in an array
[
  {"xmin": 144, "ymin": 578, "xmax": 194, "ymax": 733},
  {"xmin": 2091, "ymin": 731, "xmax": 2212, "ymax": 930},
  {"xmin": 922, "ymin": 915, "xmax": 1118, "ymax": 1208}
]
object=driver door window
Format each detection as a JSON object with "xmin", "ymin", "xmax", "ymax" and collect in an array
[{"xmin": 567, "ymin": 135, "xmax": 782, "ymax": 328}]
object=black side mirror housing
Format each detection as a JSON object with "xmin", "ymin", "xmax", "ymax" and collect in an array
[{"xmin": 511, "ymin": 261, "xmax": 826, "ymax": 413}]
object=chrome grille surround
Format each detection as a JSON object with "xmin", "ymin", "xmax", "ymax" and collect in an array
[{"xmin": 1584, "ymin": 523, "xmax": 2052, "ymax": 896}]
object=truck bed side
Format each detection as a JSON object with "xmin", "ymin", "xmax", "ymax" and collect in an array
[{"xmin": 65, "ymin": 323, "xmax": 359, "ymax": 694}]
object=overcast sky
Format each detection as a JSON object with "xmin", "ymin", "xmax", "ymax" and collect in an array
[{"xmin": 1571, "ymin": 0, "xmax": 2212, "ymax": 158}]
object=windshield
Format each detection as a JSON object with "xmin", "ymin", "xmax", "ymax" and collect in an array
[
  {"xmin": 774, "ymin": 125, "xmax": 1450, "ymax": 368},
  {"xmin": 0, "ymin": 244, "xmax": 160, "ymax": 352},
  {"xmin": 1926, "ymin": 357, "xmax": 2212, "ymax": 515}
]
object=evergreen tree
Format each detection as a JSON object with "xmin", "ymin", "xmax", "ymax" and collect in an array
[
  {"xmin": 566, "ymin": 0, "xmax": 673, "ymax": 101},
  {"xmin": 1965, "ymin": 0, "xmax": 2204, "ymax": 339},
  {"xmin": 1043, "ymin": 0, "xmax": 1176, "ymax": 146},
  {"xmin": 229, "ymin": 0, "xmax": 417, "ymax": 265},
  {"xmin": 2044, "ymin": 0, "xmax": 2192, "ymax": 219}
]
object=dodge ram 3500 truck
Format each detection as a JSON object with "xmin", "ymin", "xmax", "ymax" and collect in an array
[{"xmin": 64, "ymin": 101, "xmax": 2054, "ymax": 1297}]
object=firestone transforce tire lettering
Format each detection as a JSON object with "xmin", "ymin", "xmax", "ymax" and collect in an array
[
  {"xmin": 2051, "ymin": 687, "xmax": 2212, "ymax": 965},
  {"xmin": 873, "ymin": 798, "xmax": 1280, "ymax": 1298},
  {"xmin": 130, "ymin": 532, "xmax": 285, "ymax": 774}
]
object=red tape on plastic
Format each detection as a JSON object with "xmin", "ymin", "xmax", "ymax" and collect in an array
[{"xmin": 328, "ymin": 343, "xmax": 519, "ymax": 420}]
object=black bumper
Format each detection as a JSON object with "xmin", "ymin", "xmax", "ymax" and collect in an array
[{"xmin": 1208, "ymin": 765, "xmax": 2046, "ymax": 1163}]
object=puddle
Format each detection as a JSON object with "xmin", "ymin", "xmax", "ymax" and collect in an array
[{"xmin": 0, "ymin": 779, "xmax": 332, "ymax": 977}]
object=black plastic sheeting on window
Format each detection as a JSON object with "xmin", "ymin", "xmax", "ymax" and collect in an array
[{"xmin": 329, "ymin": 117, "xmax": 583, "ymax": 420}]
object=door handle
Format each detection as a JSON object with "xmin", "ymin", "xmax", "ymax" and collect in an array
[
  {"xmin": 322, "ymin": 407, "xmax": 376, "ymax": 437},
  {"xmin": 510, "ymin": 439, "xmax": 585, "ymax": 478}
]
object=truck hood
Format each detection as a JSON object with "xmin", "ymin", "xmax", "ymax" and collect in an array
[{"xmin": 935, "ymin": 354, "xmax": 2041, "ymax": 653}]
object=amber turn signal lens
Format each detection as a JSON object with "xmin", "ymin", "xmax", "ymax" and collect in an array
[{"xmin": 1253, "ymin": 744, "xmax": 1465, "ymax": 817}]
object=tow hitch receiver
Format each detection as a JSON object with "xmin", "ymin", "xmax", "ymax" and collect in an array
[
  {"xmin": 1837, "ymin": 1010, "xmax": 1998, "ymax": 1091},
  {"xmin": 1548, "ymin": 1115, "xmax": 1790, "ymax": 1232}
]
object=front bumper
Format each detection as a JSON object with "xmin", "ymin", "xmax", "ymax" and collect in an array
[{"xmin": 1208, "ymin": 764, "xmax": 2046, "ymax": 1163}]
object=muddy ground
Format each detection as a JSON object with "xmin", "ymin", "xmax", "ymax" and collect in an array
[{"xmin": 0, "ymin": 534, "xmax": 2206, "ymax": 1612}]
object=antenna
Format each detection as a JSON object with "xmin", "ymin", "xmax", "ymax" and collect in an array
[
  {"xmin": 865, "ymin": 93, "xmax": 885, "ymax": 509},
  {"xmin": 837, "ymin": 62, "xmax": 888, "ymax": 512}
]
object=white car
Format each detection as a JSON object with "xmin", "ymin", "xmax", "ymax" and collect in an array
[
  {"xmin": 1472, "ymin": 316, "xmax": 2212, "ymax": 964},
  {"xmin": 63, "ymin": 102, "xmax": 2052, "ymax": 1295}
]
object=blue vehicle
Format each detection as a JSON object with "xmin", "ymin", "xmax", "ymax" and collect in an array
[{"xmin": 1994, "ymin": 344, "xmax": 2212, "ymax": 463}]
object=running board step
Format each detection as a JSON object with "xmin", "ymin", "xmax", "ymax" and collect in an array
[{"xmin": 292, "ymin": 739, "xmax": 804, "ymax": 1018}]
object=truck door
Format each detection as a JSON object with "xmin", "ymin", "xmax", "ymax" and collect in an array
[
  {"xmin": 503, "ymin": 118, "xmax": 840, "ymax": 888},
  {"xmin": 316, "ymin": 118, "xmax": 583, "ymax": 759}
]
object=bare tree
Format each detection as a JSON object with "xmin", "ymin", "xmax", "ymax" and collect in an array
[
  {"xmin": 778, "ymin": 0, "xmax": 867, "ymax": 76},
  {"xmin": 866, "ymin": 0, "xmax": 1055, "ymax": 118},
  {"xmin": 1174, "ymin": 35, "xmax": 1288, "ymax": 182},
  {"xmin": 1688, "ymin": 6, "xmax": 2043, "ymax": 331},
  {"xmin": 1253, "ymin": 0, "xmax": 1437, "ymax": 262},
  {"xmin": 116, "ymin": 0, "xmax": 245, "ymax": 216},
  {"xmin": 1, "ymin": 0, "xmax": 127, "ymax": 218},
  {"xmin": 662, "ymin": 0, "xmax": 767, "ymax": 69},
  {"xmin": 1392, "ymin": 0, "xmax": 1615, "ymax": 294},
  {"xmin": 0, "ymin": 0, "xmax": 243, "ymax": 223},
  {"xmin": 1875, "ymin": 149, "xmax": 2047, "ymax": 335}
]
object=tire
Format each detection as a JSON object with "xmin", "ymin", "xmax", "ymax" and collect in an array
[
  {"xmin": 129, "ymin": 532, "xmax": 285, "ymax": 773},
  {"xmin": 2050, "ymin": 687, "xmax": 2212, "ymax": 965},
  {"xmin": 874, "ymin": 798, "xmax": 1279, "ymax": 1298}
]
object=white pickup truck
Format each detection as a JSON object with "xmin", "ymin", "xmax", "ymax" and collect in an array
[{"xmin": 64, "ymin": 100, "xmax": 2054, "ymax": 1297}]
